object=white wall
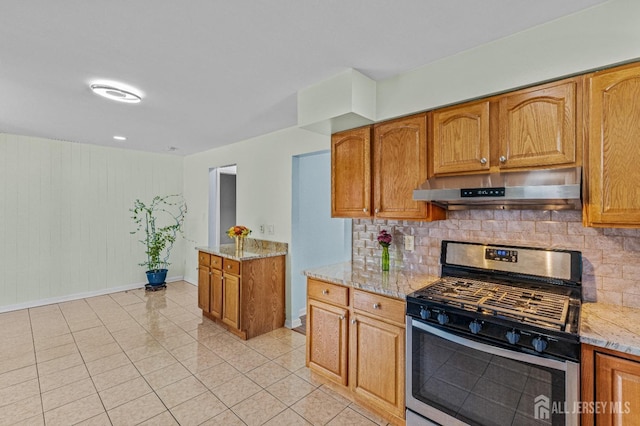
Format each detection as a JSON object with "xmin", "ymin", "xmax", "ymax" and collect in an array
[
  {"xmin": 0, "ymin": 133, "xmax": 184, "ymax": 311},
  {"xmin": 182, "ymin": 127, "xmax": 329, "ymax": 293},
  {"xmin": 377, "ymin": 0, "xmax": 640, "ymax": 120}
]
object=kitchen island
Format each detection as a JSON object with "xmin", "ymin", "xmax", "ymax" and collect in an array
[{"xmin": 196, "ymin": 239, "xmax": 287, "ymax": 340}]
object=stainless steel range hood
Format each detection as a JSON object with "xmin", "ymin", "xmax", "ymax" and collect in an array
[{"xmin": 413, "ymin": 167, "xmax": 582, "ymax": 210}]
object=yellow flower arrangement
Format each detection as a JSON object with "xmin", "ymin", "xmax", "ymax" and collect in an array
[{"xmin": 227, "ymin": 225, "xmax": 251, "ymax": 238}]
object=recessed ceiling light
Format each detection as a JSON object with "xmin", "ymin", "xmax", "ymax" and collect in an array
[
  {"xmin": 90, "ymin": 82, "xmax": 142, "ymax": 103},
  {"xmin": 113, "ymin": 135, "xmax": 127, "ymax": 141},
  {"xmin": 168, "ymin": 146, "xmax": 178, "ymax": 151}
]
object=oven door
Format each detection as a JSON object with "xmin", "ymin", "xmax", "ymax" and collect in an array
[{"xmin": 406, "ymin": 317, "xmax": 579, "ymax": 426}]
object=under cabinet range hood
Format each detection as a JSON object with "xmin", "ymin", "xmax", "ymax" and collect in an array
[{"xmin": 413, "ymin": 167, "xmax": 582, "ymax": 210}]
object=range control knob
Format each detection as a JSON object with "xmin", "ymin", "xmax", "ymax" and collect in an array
[
  {"xmin": 506, "ymin": 329, "xmax": 521, "ymax": 345},
  {"xmin": 419, "ymin": 307, "xmax": 431, "ymax": 320},
  {"xmin": 469, "ymin": 320, "xmax": 482, "ymax": 334},
  {"xmin": 532, "ymin": 336, "xmax": 549, "ymax": 353},
  {"xmin": 437, "ymin": 312, "xmax": 449, "ymax": 325}
]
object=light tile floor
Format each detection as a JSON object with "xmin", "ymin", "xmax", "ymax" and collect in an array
[{"xmin": 0, "ymin": 281, "xmax": 390, "ymax": 425}]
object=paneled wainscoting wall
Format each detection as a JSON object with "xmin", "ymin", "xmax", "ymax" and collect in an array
[{"xmin": 353, "ymin": 210, "xmax": 640, "ymax": 308}]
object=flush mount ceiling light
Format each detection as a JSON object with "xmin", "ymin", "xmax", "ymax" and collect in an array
[
  {"xmin": 113, "ymin": 135, "xmax": 127, "ymax": 141},
  {"xmin": 90, "ymin": 82, "xmax": 142, "ymax": 103}
]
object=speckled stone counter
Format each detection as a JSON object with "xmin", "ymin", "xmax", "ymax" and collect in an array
[
  {"xmin": 580, "ymin": 302, "xmax": 640, "ymax": 357},
  {"xmin": 196, "ymin": 238, "xmax": 287, "ymax": 261},
  {"xmin": 303, "ymin": 261, "xmax": 439, "ymax": 300}
]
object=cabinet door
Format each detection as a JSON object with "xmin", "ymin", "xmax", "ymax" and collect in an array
[
  {"xmin": 350, "ymin": 314, "xmax": 405, "ymax": 418},
  {"xmin": 197, "ymin": 266, "xmax": 210, "ymax": 312},
  {"xmin": 498, "ymin": 78, "xmax": 578, "ymax": 170},
  {"xmin": 210, "ymin": 268, "xmax": 223, "ymax": 319},
  {"xmin": 373, "ymin": 113, "xmax": 432, "ymax": 220},
  {"xmin": 595, "ymin": 352, "xmax": 640, "ymax": 426},
  {"xmin": 306, "ymin": 298, "xmax": 349, "ymax": 386},
  {"xmin": 222, "ymin": 273, "xmax": 240, "ymax": 330},
  {"xmin": 432, "ymin": 100, "xmax": 490, "ymax": 174},
  {"xmin": 331, "ymin": 126, "xmax": 372, "ymax": 218},
  {"xmin": 587, "ymin": 64, "xmax": 640, "ymax": 226}
]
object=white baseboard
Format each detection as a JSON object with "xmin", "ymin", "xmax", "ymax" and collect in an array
[
  {"xmin": 0, "ymin": 275, "xmax": 184, "ymax": 314},
  {"xmin": 285, "ymin": 307, "xmax": 307, "ymax": 329}
]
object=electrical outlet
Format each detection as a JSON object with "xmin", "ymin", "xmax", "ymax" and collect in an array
[
  {"xmin": 260, "ymin": 225, "xmax": 265, "ymax": 234},
  {"xmin": 404, "ymin": 235, "xmax": 415, "ymax": 252},
  {"xmin": 267, "ymin": 224, "xmax": 274, "ymax": 235}
]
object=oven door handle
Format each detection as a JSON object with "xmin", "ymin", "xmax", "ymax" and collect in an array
[{"xmin": 410, "ymin": 317, "xmax": 572, "ymax": 371}]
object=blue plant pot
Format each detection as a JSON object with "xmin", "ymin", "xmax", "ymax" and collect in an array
[{"xmin": 146, "ymin": 269, "xmax": 168, "ymax": 286}]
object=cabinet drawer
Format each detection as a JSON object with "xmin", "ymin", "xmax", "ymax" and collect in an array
[
  {"xmin": 223, "ymin": 258, "xmax": 240, "ymax": 275},
  {"xmin": 353, "ymin": 290, "xmax": 405, "ymax": 325},
  {"xmin": 210, "ymin": 255, "xmax": 222, "ymax": 270},
  {"xmin": 198, "ymin": 251, "xmax": 211, "ymax": 266},
  {"xmin": 308, "ymin": 279, "xmax": 349, "ymax": 307}
]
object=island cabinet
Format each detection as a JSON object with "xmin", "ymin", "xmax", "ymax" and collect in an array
[
  {"xmin": 584, "ymin": 62, "xmax": 640, "ymax": 227},
  {"xmin": 331, "ymin": 114, "xmax": 445, "ymax": 221},
  {"xmin": 431, "ymin": 76, "xmax": 581, "ymax": 175},
  {"xmin": 306, "ymin": 277, "xmax": 406, "ymax": 425},
  {"xmin": 197, "ymin": 250, "xmax": 285, "ymax": 340},
  {"xmin": 581, "ymin": 344, "xmax": 640, "ymax": 426}
]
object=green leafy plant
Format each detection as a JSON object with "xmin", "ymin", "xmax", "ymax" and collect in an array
[{"xmin": 130, "ymin": 195, "xmax": 187, "ymax": 271}]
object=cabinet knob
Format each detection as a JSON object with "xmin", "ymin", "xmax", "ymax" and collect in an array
[
  {"xmin": 373, "ymin": 303, "xmax": 380, "ymax": 309},
  {"xmin": 339, "ymin": 315, "xmax": 345, "ymax": 321},
  {"xmin": 322, "ymin": 289, "xmax": 329, "ymax": 295},
  {"xmin": 351, "ymin": 318, "xmax": 357, "ymax": 324},
  {"xmin": 209, "ymin": 272, "xmax": 212, "ymax": 276},
  {"xmin": 499, "ymin": 155, "xmax": 507, "ymax": 163},
  {"xmin": 480, "ymin": 157, "xmax": 487, "ymax": 165},
  {"xmin": 363, "ymin": 208, "xmax": 367, "ymax": 213},
  {"xmin": 374, "ymin": 208, "xmax": 379, "ymax": 214},
  {"xmin": 227, "ymin": 265, "xmax": 231, "ymax": 269}
]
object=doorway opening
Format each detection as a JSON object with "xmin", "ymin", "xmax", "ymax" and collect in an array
[{"xmin": 208, "ymin": 165, "xmax": 237, "ymax": 247}]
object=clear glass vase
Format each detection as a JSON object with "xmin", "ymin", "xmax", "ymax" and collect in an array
[{"xmin": 381, "ymin": 245, "xmax": 390, "ymax": 271}]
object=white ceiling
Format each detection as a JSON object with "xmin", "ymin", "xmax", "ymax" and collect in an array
[{"xmin": 0, "ymin": 1, "xmax": 607, "ymax": 156}]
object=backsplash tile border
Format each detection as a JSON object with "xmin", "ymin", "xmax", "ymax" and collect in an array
[{"xmin": 352, "ymin": 210, "xmax": 640, "ymax": 308}]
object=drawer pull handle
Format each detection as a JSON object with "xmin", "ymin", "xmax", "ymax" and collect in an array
[
  {"xmin": 373, "ymin": 303, "xmax": 381, "ymax": 309},
  {"xmin": 322, "ymin": 289, "xmax": 329, "ymax": 295},
  {"xmin": 227, "ymin": 265, "xmax": 232, "ymax": 269}
]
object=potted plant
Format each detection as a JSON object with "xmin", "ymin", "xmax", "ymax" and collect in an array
[{"xmin": 130, "ymin": 194, "xmax": 187, "ymax": 288}]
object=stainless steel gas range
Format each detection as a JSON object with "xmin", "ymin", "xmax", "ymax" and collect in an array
[{"xmin": 406, "ymin": 241, "xmax": 582, "ymax": 426}]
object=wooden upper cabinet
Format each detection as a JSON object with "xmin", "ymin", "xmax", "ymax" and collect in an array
[
  {"xmin": 374, "ymin": 113, "xmax": 442, "ymax": 220},
  {"xmin": 432, "ymin": 100, "xmax": 491, "ymax": 174},
  {"xmin": 431, "ymin": 77, "xmax": 580, "ymax": 176},
  {"xmin": 586, "ymin": 63, "xmax": 640, "ymax": 227},
  {"xmin": 331, "ymin": 117, "xmax": 444, "ymax": 221},
  {"xmin": 331, "ymin": 126, "xmax": 372, "ymax": 218},
  {"xmin": 498, "ymin": 78, "xmax": 579, "ymax": 170}
]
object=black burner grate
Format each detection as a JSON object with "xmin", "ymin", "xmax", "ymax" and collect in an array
[{"xmin": 420, "ymin": 277, "xmax": 570, "ymax": 330}]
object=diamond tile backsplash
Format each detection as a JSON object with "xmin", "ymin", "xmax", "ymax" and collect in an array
[{"xmin": 352, "ymin": 210, "xmax": 640, "ymax": 308}]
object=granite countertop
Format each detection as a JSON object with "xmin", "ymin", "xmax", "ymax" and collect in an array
[
  {"xmin": 303, "ymin": 261, "xmax": 439, "ymax": 300},
  {"xmin": 580, "ymin": 302, "xmax": 640, "ymax": 357},
  {"xmin": 196, "ymin": 238, "xmax": 287, "ymax": 261}
]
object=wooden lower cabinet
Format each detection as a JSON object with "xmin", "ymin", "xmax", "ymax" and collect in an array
[
  {"xmin": 197, "ymin": 262, "xmax": 211, "ymax": 312},
  {"xmin": 350, "ymin": 312, "xmax": 405, "ymax": 419},
  {"xmin": 581, "ymin": 344, "xmax": 640, "ymax": 425},
  {"xmin": 221, "ymin": 272, "xmax": 240, "ymax": 330},
  {"xmin": 197, "ymin": 251, "xmax": 285, "ymax": 340},
  {"xmin": 210, "ymin": 268, "xmax": 223, "ymax": 319},
  {"xmin": 306, "ymin": 278, "xmax": 406, "ymax": 425},
  {"xmin": 307, "ymin": 298, "xmax": 349, "ymax": 385}
]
